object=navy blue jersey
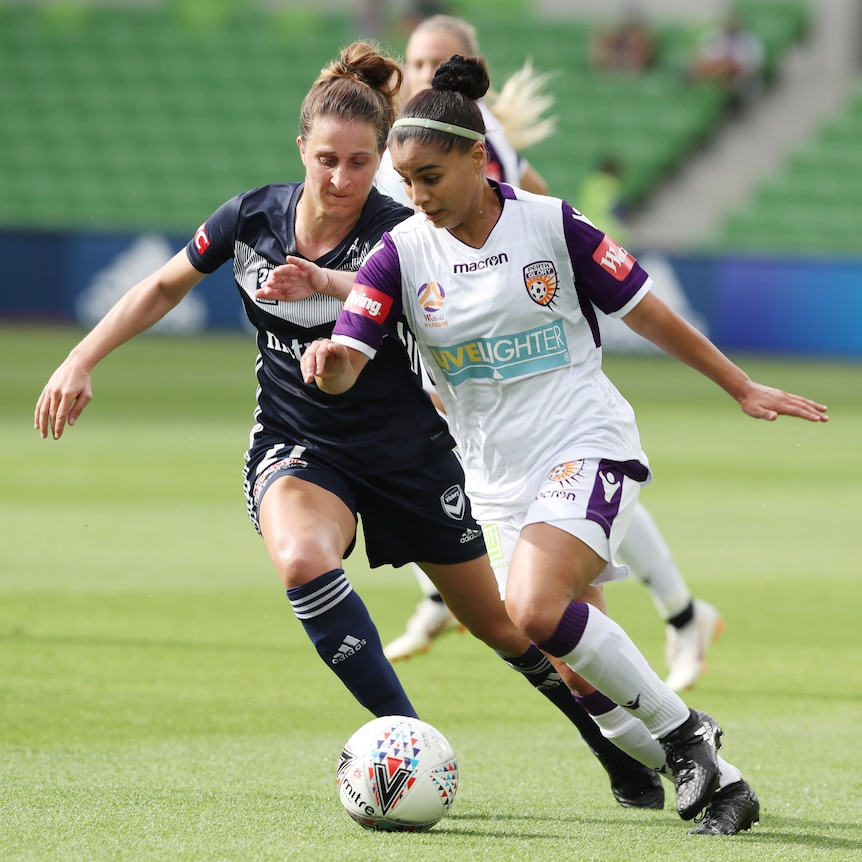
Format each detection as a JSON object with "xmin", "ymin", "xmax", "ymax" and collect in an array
[{"xmin": 185, "ymin": 182, "xmax": 455, "ymax": 474}]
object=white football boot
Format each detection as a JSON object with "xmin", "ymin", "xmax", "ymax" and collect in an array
[
  {"xmin": 664, "ymin": 599, "xmax": 724, "ymax": 691},
  {"xmin": 383, "ymin": 597, "xmax": 462, "ymax": 662}
]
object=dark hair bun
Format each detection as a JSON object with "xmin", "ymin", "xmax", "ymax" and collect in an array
[
  {"xmin": 334, "ymin": 40, "xmax": 402, "ymax": 101},
  {"xmin": 431, "ymin": 55, "xmax": 490, "ymax": 101}
]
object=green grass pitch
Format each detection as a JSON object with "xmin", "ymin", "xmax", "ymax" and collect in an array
[{"xmin": 2, "ymin": 324, "xmax": 860, "ymax": 861}]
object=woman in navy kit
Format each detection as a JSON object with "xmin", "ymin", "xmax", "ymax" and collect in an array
[
  {"xmin": 34, "ymin": 41, "xmax": 665, "ymax": 809},
  {"xmin": 300, "ymin": 55, "xmax": 829, "ymax": 834},
  {"xmin": 35, "ymin": 42, "xmax": 426, "ymax": 720}
]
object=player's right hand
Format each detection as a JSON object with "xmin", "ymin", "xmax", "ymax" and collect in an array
[
  {"xmin": 256, "ymin": 256, "xmax": 326, "ymax": 302},
  {"xmin": 34, "ymin": 361, "xmax": 92, "ymax": 440}
]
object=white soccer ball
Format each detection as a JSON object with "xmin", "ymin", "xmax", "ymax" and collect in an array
[{"xmin": 336, "ymin": 715, "xmax": 459, "ymax": 832}]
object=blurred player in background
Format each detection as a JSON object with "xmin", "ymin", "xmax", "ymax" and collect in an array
[
  {"xmin": 690, "ymin": 11, "xmax": 766, "ymax": 109},
  {"xmin": 379, "ymin": 15, "xmax": 724, "ymax": 695},
  {"xmin": 577, "ymin": 155, "xmax": 631, "ymax": 248},
  {"xmin": 589, "ymin": 6, "xmax": 657, "ymax": 75},
  {"xmin": 375, "ymin": 13, "xmax": 553, "ymax": 203},
  {"xmin": 35, "ymin": 40, "xmax": 668, "ymax": 811}
]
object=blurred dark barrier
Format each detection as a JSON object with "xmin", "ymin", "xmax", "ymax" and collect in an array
[
  {"xmin": 2, "ymin": 229, "xmax": 860, "ymax": 359},
  {"xmin": 0, "ymin": 229, "xmax": 244, "ymax": 332}
]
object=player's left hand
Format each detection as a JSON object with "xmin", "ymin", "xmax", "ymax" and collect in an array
[
  {"xmin": 300, "ymin": 338, "xmax": 351, "ymax": 384},
  {"xmin": 737, "ymin": 381, "xmax": 829, "ymax": 422},
  {"xmin": 256, "ymin": 256, "xmax": 327, "ymax": 302}
]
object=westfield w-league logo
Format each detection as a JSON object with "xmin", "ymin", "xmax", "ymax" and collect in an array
[{"xmin": 373, "ymin": 758, "xmax": 415, "ymax": 813}]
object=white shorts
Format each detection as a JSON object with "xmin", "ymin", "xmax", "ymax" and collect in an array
[{"xmin": 480, "ymin": 457, "xmax": 648, "ymax": 599}]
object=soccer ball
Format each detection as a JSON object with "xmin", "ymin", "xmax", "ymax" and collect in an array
[{"xmin": 336, "ymin": 715, "xmax": 459, "ymax": 832}]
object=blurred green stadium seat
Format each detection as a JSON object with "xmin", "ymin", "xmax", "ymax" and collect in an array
[
  {"xmin": 0, "ymin": 3, "xmax": 808, "ymax": 233},
  {"xmin": 712, "ymin": 77, "xmax": 862, "ymax": 255},
  {"xmin": 0, "ymin": 3, "xmax": 353, "ymax": 231},
  {"xmin": 732, "ymin": 0, "xmax": 812, "ymax": 80}
]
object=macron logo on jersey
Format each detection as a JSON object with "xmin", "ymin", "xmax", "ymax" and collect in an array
[
  {"xmin": 343, "ymin": 284, "xmax": 393, "ymax": 323},
  {"xmin": 593, "ymin": 235, "xmax": 635, "ymax": 281},
  {"xmin": 193, "ymin": 224, "xmax": 210, "ymax": 255}
]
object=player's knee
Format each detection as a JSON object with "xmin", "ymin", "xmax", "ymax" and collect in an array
[
  {"xmin": 269, "ymin": 540, "xmax": 340, "ymax": 589},
  {"xmin": 504, "ymin": 596, "xmax": 559, "ymax": 645}
]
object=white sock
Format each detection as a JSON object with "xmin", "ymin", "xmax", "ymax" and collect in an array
[
  {"xmin": 717, "ymin": 756, "xmax": 742, "ymax": 788},
  {"xmin": 590, "ymin": 705, "xmax": 667, "ymax": 770},
  {"xmin": 550, "ymin": 603, "xmax": 689, "ymax": 738},
  {"xmin": 590, "ymin": 706, "xmax": 743, "ymax": 788},
  {"xmin": 617, "ymin": 503, "xmax": 692, "ymax": 620}
]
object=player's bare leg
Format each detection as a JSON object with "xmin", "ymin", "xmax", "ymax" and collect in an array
[
  {"xmin": 423, "ymin": 558, "xmax": 663, "ymax": 808},
  {"xmin": 507, "ymin": 523, "xmax": 723, "ymax": 821},
  {"xmin": 260, "ymin": 476, "xmax": 417, "ymax": 717},
  {"xmin": 383, "ymin": 564, "xmax": 463, "ymax": 661}
]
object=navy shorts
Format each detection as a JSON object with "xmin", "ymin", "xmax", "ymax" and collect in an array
[{"xmin": 243, "ymin": 435, "xmax": 486, "ymax": 568}]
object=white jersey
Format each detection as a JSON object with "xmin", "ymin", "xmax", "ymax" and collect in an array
[
  {"xmin": 376, "ymin": 101, "xmax": 527, "ymax": 206},
  {"xmin": 334, "ymin": 182, "xmax": 652, "ymax": 519}
]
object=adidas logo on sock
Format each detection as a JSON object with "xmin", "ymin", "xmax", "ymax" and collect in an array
[
  {"xmin": 331, "ymin": 634, "xmax": 367, "ymax": 664},
  {"xmin": 536, "ymin": 671, "xmax": 564, "ymax": 693}
]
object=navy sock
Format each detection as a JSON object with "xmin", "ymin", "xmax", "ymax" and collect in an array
[
  {"xmin": 287, "ymin": 568, "xmax": 417, "ymax": 718},
  {"xmin": 498, "ymin": 645, "xmax": 617, "ymax": 756}
]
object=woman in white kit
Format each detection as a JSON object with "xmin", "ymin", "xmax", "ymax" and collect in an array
[
  {"xmin": 379, "ymin": 15, "xmax": 725, "ymax": 694},
  {"xmin": 298, "ymin": 55, "xmax": 829, "ymax": 835}
]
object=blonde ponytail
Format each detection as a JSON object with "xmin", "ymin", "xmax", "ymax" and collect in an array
[{"xmin": 485, "ymin": 59, "xmax": 557, "ymax": 150}]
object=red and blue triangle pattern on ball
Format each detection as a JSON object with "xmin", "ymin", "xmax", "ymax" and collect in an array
[
  {"xmin": 368, "ymin": 725, "xmax": 424, "ymax": 812},
  {"xmin": 430, "ymin": 760, "xmax": 459, "ymax": 811}
]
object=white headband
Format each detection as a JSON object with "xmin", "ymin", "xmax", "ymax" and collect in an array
[{"xmin": 392, "ymin": 117, "xmax": 485, "ymax": 142}]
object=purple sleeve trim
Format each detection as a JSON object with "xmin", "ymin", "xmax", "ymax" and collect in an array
[
  {"xmin": 561, "ymin": 200, "xmax": 649, "ymax": 321},
  {"xmin": 332, "ymin": 233, "xmax": 403, "ymax": 353}
]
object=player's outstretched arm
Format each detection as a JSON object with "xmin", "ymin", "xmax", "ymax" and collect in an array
[
  {"xmin": 35, "ymin": 251, "xmax": 203, "ymax": 440},
  {"xmin": 623, "ymin": 291, "xmax": 829, "ymax": 423},
  {"xmin": 256, "ymin": 257, "xmax": 356, "ymax": 302},
  {"xmin": 300, "ymin": 338, "xmax": 368, "ymax": 394}
]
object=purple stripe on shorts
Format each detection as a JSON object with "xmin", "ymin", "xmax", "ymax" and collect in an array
[
  {"xmin": 586, "ymin": 459, "xmax": 625, "ymax": 538},
  {"xmin": 586, "ymin": 458, "xmax": 649, "ymax": 538},
  {"xmin": 534, "ymin": 601, "xmax": 590, "ymax": 658}
]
